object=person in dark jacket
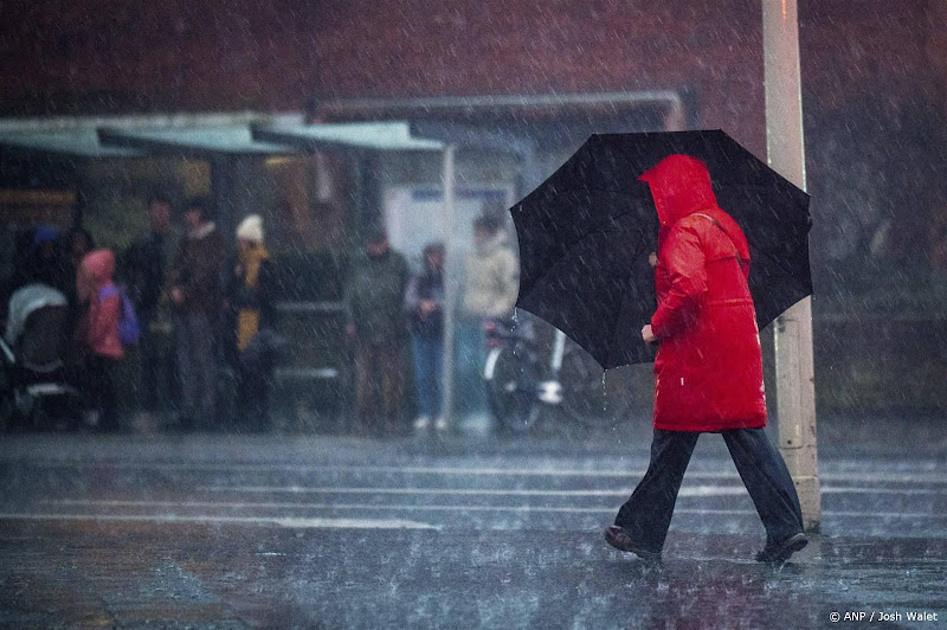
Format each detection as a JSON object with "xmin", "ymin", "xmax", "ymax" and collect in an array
[
  {"xmin": 26, "ymin": 225, "xmax": 69, "ymax": 293},
  {"xmin": 405, "ymin": 242, "xmax": 446, "ymax": 432},
  {"xmin": 344, "ymin": 228, "xmax": 410, "ymax": 434},
  {"xmin": 225, "ymin": 214, "xmax": 279, "ymax": 430},
  {"xmin": 62, "ymin": 225, "xmax": 95, "ymax": 302},
  {"xmin": 604, "ymin": 154, "xmax": 808, "ymax": 565},
  {"xmin": 123, "ymin": 193, "xmax": 177, "ymax": 417},
  {"xmin": 168, "ymin": 198, "xmax": 226, "ymax": 429}
]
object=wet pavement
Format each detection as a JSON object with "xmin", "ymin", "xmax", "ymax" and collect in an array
[{"xmin": 1, "ymin": 418, "xmax": 945, "ymax": 628}]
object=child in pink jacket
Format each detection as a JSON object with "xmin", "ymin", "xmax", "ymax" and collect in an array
[{"xmin": 76, "ymin": 249, "xmax": 123, "ymax": 430}]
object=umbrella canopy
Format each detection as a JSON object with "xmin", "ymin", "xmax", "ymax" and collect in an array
[{"xmin": 511, "ymin": 129, "xmax": 811, "ymax": 369}]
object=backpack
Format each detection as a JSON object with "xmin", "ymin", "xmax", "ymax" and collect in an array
[{"xmin": 99, "ymin": 284, "xmax": 141, "ymax": 346}]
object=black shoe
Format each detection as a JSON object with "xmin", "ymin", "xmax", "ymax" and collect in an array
[
  {"xmin": 603, "ymin": 526, "xmax": 662, "ymax": 562},
  {"xmin": 755, "ymin": 532, "xmax": 809, "ymax": 564}
]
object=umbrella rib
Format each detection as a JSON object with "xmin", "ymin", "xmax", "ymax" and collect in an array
[
  {"xmin": 514, "ymin": 187, "xmax": 641, "ymax": 208},
  {"xmin": 517, "ymin": 222, "xmax": 646, "ymax": 298}
]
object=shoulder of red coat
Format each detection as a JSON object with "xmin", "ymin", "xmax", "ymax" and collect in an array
[{"xmin": 668, "ymin": 214, "xmax": 710, "ymax": 238}]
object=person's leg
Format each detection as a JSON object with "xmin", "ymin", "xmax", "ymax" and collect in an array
[
  {"xmin": 455, "ymin": 319, "xmax": 486, "ymax": 418},
  {"xmin": 139, "ymin": 317, "xmax": 158, "ymax": 411},
  {"xmin": 237, "ymin": 361, "xmax": 267, "ymax": 430},
  {"xmin": 614, "ymin": 428, "xmax": 700, "ymax": 551},
  {"xmin": 174, "ymin": 312, "xmax": 198, "ymax": 423},
  {"xmin": 98, "ymin": 357, "xmax": 120, "ymax": 431},
  {"xmin": 193, "ymin": 312, "xmax": 217, "ymax": 426},
  {"xmin": 381, "ymin": 343, "xmax": 406, "ymax": 430},
  {"xmin": 257, "ymin": 368, "xmax": 270, "ymax": 428},
  {"xmin": 721, "ymin": 428, "xmax": 805, "ymax": 545},
  {"xmin": 354, "ymin": 342, "xmax": 374, "ymax": 427},
  {"xmin": 234, "ymin": 361, "xmax": 251, "ymax": 426},
  {"xmin": 81, "ymin": 355, "xmax": 106, "ymax": 425},
  {"xmin": 431, "ymin": 335, "xmax": 444, "ymax": 419},
  {"xmin": 411, "ymin": 334, "xmax": 433, "ymax": 419},
  {"xmin": 155, "ymin": 325, "xmax": 177, "ymax": 417}
]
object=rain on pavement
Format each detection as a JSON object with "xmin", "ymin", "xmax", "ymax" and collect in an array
[{"xmin": 1, "ymin": 418, "xmax": 945, "ymax": 627}]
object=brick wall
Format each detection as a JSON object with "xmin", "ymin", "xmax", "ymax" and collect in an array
[{"xmin": 4, "ymin": 1, "xmax": 943, "ymax": 154}]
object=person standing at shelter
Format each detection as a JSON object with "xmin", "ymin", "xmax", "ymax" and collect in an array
[
  {"xmin": 225, "ymin": 214, "xmax": 278, "ymax": 430},
  {"xmin": 168, "ymin": 198, "xmax": 225, "ymax": 430},
  {"xmin": 405, "ymin": 242, "xmax": 446, "ymax": 432},
  {"xmin": 124, "ymin": 193, "xmax": 178, "ymax": 422},
  {"xmin": 62, "ymin": 226, "xmax": 95, "ymax": 303},
  {"xmin": 462, "ymin": 215, "xmax": 519, "ymax": 323},
  {"xmin": 344, "ymin": 228, "xmax": 410, "ymax": 434},
  {"xmin": 74, "ymin": 249, "xmax": 124, "ymax": 431},
  {"xmin": 604, "ymin": 154, "xmax": 808, "ymax": 564},
  {"xmin": 460, "ymin": 214, "xmax": 520, "ymax": 427}
]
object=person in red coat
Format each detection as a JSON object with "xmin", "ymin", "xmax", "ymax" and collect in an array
[{"xmin": 604, "ymin": 154, "xmax": 808, "ymax": 564}]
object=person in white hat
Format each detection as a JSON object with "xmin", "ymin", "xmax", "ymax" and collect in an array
[{"xmin": 226, "ymin": 214, "xmax": 278, "ymax": 429}]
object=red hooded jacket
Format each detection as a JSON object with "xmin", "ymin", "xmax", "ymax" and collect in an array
[
  {"xmin": 77, "ymin": 249, "xmax": 124, "ymax": 360},
  {"xmin": 640, "ymin": 154, "xmax": 766, "ymax": 432}
]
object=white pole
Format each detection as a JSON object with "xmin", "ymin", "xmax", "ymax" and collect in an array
[
  {"xmin": 762, "ymin": 0, "xmax": 821, "ymax": 531},
  {"xmin": 440, "ymin": 145, "xmax": 458, "ymax": 426}
]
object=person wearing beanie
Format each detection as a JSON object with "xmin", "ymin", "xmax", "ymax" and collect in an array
[
  {"xmin": 225, "ymin": 214, "xmax": 278, "ymax": 430},
  {"xmin": 236, "ymin": 214, "xmax": 264, "ymax": 245}
]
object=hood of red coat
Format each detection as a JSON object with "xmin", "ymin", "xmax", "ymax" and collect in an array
[
  {"xmin": 79, "ymin": 249, "xmax": 115, "ymax": 289},
  {"xmin": 639, "ymin": 154, "xmax": 719, "ymax": 228}
]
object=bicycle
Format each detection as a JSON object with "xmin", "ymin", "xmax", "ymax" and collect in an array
[{"xmin": 482, "ymin": 317, "xmax": 630, "ymax": 433}]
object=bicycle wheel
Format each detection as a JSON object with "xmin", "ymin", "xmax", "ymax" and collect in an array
[
  {"xmin": 558, "ymin": 345, "xmax": 631, "ymax": 426},
  {"xmin": 484, "ymin": 344, "xmax": 542, "ymax": 433}
]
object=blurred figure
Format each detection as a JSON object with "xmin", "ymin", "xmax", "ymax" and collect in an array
[
  {"xmin": 124, "ymin": 193, "xmax": 178, "ymax": 421},
  {"xmin": 225, "ymin": 215, "xmax": 279, "ymax": 431},
  {"xmin": 74, "ymin": 250, "xmax": 124, "ymax": 431},
  {"xmin": 61, "ymin": 225, "xmax": 97, "ymax": 358},
  {"xmin": 58, "ymin": 225, "xmax": 95, "ymax": 303},
  {"xmin": 462, "ymin": 215, "xmax": 519, "ymax": 322},
  {"xmin": 459, "ymin": 214, "xmax": 520, "ymax": 427},
  {"xmin": 64, "ymin": 226, "xmax": 95, "ymax": 278},
  {"xmin": 168, "ymin": 198, "xmax": 225, "ymax": 430},
  {"xmin": 344, "ymin": 228, "xmax": 410, "ymax": 434},
  {"xmin": 405, "ymin": 242, "xmax": 446, "ymax": 432}
]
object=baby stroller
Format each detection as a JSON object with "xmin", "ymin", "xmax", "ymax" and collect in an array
[{"xmin": 1, "ymin": 283, "xmax": 81, "ymax": 431}]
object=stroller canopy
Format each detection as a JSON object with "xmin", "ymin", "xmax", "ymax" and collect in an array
[{"xmin": 5, "ymin": 283, "xmax": 68, "ymax": 346}]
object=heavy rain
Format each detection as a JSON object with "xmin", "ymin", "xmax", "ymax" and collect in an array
[{"xmin": 0, "ymin": 1, "xmax": 945, "ymax": 628}]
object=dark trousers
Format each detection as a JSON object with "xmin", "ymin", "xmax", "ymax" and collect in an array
[
  {"xmin": 174, "ymin": 311, "xmax": 217, "ymax": 423},
  {"xmin": 139, "ymin": 316, "xmax": 176, "ymax": 412},
  {"xmin": 614, "ymin": 428, "xmax": 805, "ymax": 552},
  {"xmin": 236, "ymin": 362, "xmax": 270, "ymax": 428},
  {"xmin": 84, "ymin": 355, "xmax": 121, "ymax": 430},
  {"xmin": 355, "ymin": 340, "xmax": 405, "ymax": 427}
]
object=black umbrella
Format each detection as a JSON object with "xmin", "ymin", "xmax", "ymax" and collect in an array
[{"xmin": 510, "ymin": 129, "xmax": 812, "ymax": 369}]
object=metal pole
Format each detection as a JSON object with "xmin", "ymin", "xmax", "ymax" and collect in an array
[
  {"xmin": 762, "ymin": 0, "xmax": 821, "ymax": 531},
  {"xmin": 440, "ymin": 145, "xmax": 458, "ymax": 425}
]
